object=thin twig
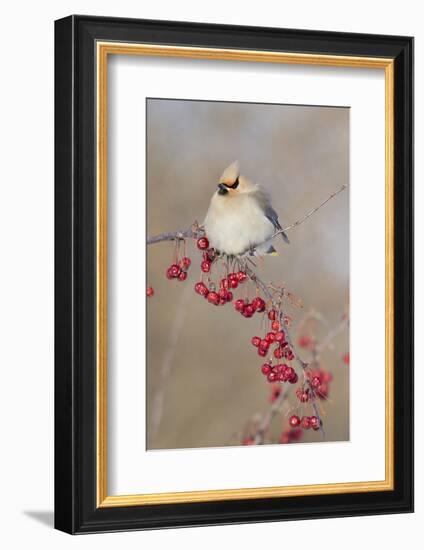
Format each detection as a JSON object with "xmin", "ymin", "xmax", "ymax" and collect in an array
[
  {"xmin": 253, "ymin": 387, "xmax": 291, "ymax": 444},
  {"xmin": 150, "ymin": 283, "xmax": 193, "ymax": 438},
  {"xmin": 274, "ymin": 184, "xmax": 347, "ymax": 236},
  {"xmin": 315, "ymin": 317, "xmax": 349, "ymax": 358},
  {"xmin": 146, "ymin": 222, "xmax": 203, "ymax": 245}
]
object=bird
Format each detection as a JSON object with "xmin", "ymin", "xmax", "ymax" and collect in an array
[{"xmin": 204, "ymin": 161, "xmax": 289, "ymax": 257}]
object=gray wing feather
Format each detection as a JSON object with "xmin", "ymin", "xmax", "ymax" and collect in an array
[
  {"xmin": 264, "ymin": 204, "xmax": 290, "ymax": 244},
  {"xmin": 252, "ymin": 185, "xmax": 290, "ymax": 244}
]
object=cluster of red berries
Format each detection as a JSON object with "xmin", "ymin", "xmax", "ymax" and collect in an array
[
  {"xmin": 165, "ymin": 256, "xmax": 191, "ymax": 282},
  {"xmin": 194, "ymin": 280, "xmax": 234, "ymax": 306},
  {"xmin": 261, "ymin": 362, "xmax": 298, "ymax": 384},
  {"xmin": 194, "ymin": 236, "xmax": 253, "ymax": 307},
  {"xmin": 306, "ymin": 368, "xmax": 332, "ymax": 400},
  {"xmin": 234, "ymin": 295, "xmax": 264, "ymax": 319},
  {"xmin": 289, "ymin": 414, "xmax": 321, "ymax": 431},
  {"xmin": 296, "ymin": 386, "xmax": 311, "ymax": 403},
  {"xmin": 279, "ymin": 428, "xmax": 302, "ymax": 444},
  {"xmin": 198, "ymin": 237, "xmax": 217, "ymax": 274},
  {"xmin": 251, "ymin": 310, "xmax": 294, "ymax": 360}
]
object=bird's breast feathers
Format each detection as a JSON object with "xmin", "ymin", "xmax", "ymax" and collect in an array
[{"xmin": 204, "ymin": 193, "xmax": 274, "ymax": 255}]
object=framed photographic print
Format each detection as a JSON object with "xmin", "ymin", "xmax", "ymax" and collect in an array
[{"xmin": 54, "ymin": 15, "xmax": 413, "ymax": 533}]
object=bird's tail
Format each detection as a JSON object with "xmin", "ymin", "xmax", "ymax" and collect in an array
[{"xmin": 280, "ymin": 231, "xmax": 290, "ymax": 244}]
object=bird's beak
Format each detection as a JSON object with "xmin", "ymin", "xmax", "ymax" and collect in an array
[{"xmin": 217, "ymin": 183, "xmax": 228, "ymax": 195}]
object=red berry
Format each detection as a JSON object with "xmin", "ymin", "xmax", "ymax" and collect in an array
[
  {"xmin": 311, "ymin": 376, "xmax": 321, "ymax": 388},
  {"xmin": 207, "ymin": 291, "xmax": 219, "ymax": 305},
  {"xmin": 297, "ymin": 389, "xmax": 310, "ymax": 403},
  {"xmin": 274, "ymin": 331, "xmax": 285, "ymax": 343},
  {"xmin": 218, "ymin": 288, "xmax": 227, "ymax": 299},
  {"xmin": 321, "ymin": 370, "xmax": 333, "ymax": 383},
  {"xmin": 279, "ymin": 432, "xmax": 290, "ymax": 444},
  {"xmin": 265, "ymin": 331, "xmax": 276, "ymax": 343},
  {"xmin": 274, "ymin": 347, "xmax": 283, "ymax": 359},
  {"xmin": 228, "ymin": 278, "xmax": 239, "ymax": 289},
  {"xmin": 201, "ymin": 260, "xmax": 211, "ymax": 273},
  {"xmin": 166, "ymin": 267, "xmax": 175, "ymax": 279},
  {"xmin": 220, "ymin": 277, "xmax": 229, "ymax": 290},
  {"xmin": 146, "ymin": 286, "xmax": 154, "ymax": 297},
  {"xmin": 301, "ymin": 416, "xmax": 311, "ymax": 430},
  {"xmin": 283, "ymin": 347, "xmax": 294, "ymax": 360},
  {"xmin": 234, "ymin": 299, "xmax": 245, "ymax": 312},
  {"xmin": 257, "ymin": 348, "xmax": 267, "ymax": 357},
  {"xmin": 289, "ymin": 428, "xmax": 303, "ymax": 442},
  {"xmin": 251, "ymin": 336, "xmax": 261, "ymax": 347},
  {"xmin": 343, "ymin": 352, "xmax": 350, "ymax": 365},
  {"xmin": 285, "ymin": 366, "xmax": 295, "ymax": 381},
  {"xmin": 289, "ymin": 415, "xmax": 301, "ymax": 428},
  {"xmin": 259, "ymin": 339, "xmax": 270, "ymax": 351},
  {"xmin": 317, "ymin": 382, "xmax": 329, "ymax": 399},
  {"xmin": 178, "ymin": 271, "xmax": 188, "ymax": 281},
  {"xmin": 268, "ymin": 309, "xmax": 277, "ymax": 320},
  {"xmin": 252, "ymin": 296, "xmax": 266, "ymax": 312},
  {"xmin": 298, "ymin": 335, "xmax": 312, "ymax": 348},
  {"xmin": 290, "ymin": 372, "xmax": 298, "ymax": 384},
  {"xmin": 242, "ymin": 304, "xmax": 255, "ymax": 318},
  {"xmin": 197, "ymin": 237, "xmax": 209, "ymax": 250},
  {"xmin": 261, "ymin": 363, "xmax": 271, "ymax": 375},
  {"xmin": 271, "ymin": 320, "xmax": 280, "ymax": 331},
  {"xmin": 226, "ymin": 291, "xmax": 233, "ymax": 302},
  {"xmin": 195, "ymin": 282, "xmax": 208, "ymax": 296},
  {"xmin": 236, "ymin": 271, "xmax": 248, "ymax": 282},
  {"xmin": 310, "ymin": 416, "xmax": 320, "ymax": 430},
  {"xmin": 267, "ymin": 371, "xmax": 278, "ymax": 383},
  {"xmin": 181, "ymin": 257, "xmax": 191, "ymax": 269},
  {"xmin": 169, "ymin": 264, "xmax": 181, "ymax": 277},
  {"xmin": 279, "ymin": 365, "xmax": 290, "ymax": 382}
]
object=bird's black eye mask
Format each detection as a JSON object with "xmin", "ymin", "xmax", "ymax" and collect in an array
[
  {"xmin": 226, "ymin": 177, "xmax": 239, "ymax": 189},
  {"xmin": 218, "ymin": 177, "xmax": 239, "ymax": 195}
]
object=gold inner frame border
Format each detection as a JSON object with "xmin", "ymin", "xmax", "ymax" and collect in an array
[{"xmin": 96, "ymin": 42, "xmax": 394, "ymax": 507}]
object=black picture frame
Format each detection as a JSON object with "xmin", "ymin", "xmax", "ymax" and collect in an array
[{"xmin": 55, "ymin": 14, "xmax": 414, "ymax": 534}]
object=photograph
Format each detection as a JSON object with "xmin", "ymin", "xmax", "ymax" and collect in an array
[{"xmin": 146, "ymin": 98, "xmax": 350, "ymax": 450}]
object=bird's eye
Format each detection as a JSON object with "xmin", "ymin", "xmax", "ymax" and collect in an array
[{"xmin": 228, "ymin": 177, "xmax": 239, "ymax": 189}]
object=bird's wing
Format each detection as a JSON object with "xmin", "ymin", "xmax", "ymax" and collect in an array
[
  {"xmin": 264, "ymin": 205, "xmax": 290, "ymax": 244},
  {"xmin": 254, "ymin": 186, "xmax": 290, "ymax": 244}
]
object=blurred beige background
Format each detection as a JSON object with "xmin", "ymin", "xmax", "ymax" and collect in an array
[{"xmin": 146, "ymin": 98, "xmax": 349, "ymax": 449}]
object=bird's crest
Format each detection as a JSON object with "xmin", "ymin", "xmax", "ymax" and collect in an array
[{"xmin": 220, "ymin": 161, "xmax": 240, "ymax": 185}]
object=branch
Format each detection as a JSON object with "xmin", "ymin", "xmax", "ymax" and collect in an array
[
  {"xmin": 146, "ymin": 185, "xmax": 347, "ymax": 245},
  {"xmin": 253, "ymin": 387, "xmax": 291, "ymax": 444},
  {"xmin": 315, "ymin": 316, "xmax": 349, "ymax": 358},
  {"xmin": 146, "ymin": 224, "xmax": 202, "ymax": 245},
  {"xmin": 244, "ymin": 263, "xmax": 326, "ymax": 437},
  {"xmin": 275, "ymin": 184, "xmax": 347, "ymax": 236},
  {"xmin": 150, "ymin": 283, "xmax": 193, "ymax": 438}
]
